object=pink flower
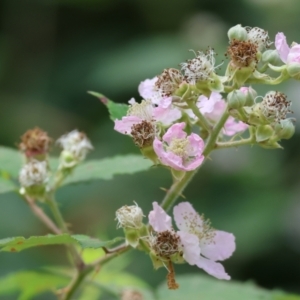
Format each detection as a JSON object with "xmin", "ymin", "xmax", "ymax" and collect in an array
[
  {"xmin": 153, "ymin": 123, "xmax": 205, "ymax": 171},
  {"xmin": 275, "ymin": 32, "xmax": 300, "ymax": 64},
  {"xmin": 173, "ymin": 202, "xmax": 235, "ymax": 280},
  {"xmin": 138, "ymin": 77, "xmax": 161, "ymax": 105},
  {"xmin": 148, "ymin": 202, "xmax": 201, "ymax": 266},
  {"xmin": 197, "ymin": 93, "xmax": 248, "ymax": 136}
]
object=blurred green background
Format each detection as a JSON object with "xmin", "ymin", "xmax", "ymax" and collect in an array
[{"xmin": 1, "ymin": 0, "xmax": 300, "ymax": 298}]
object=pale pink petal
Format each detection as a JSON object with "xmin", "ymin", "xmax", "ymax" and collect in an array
[
  {"xmin": 287, "ymin": 44, "xmax": 300, "ymax": 63},
  {"xmin": 177, "ymin": 231, "xmax": 201, "ymax": 265},
  {"xmin": 138, "ymin": 77, "xmax": 157, "ymax": 98},
  {"xmin": 148, "ymin": 202, "xmax": 172, "ymax": 232},
  {"xmin": 186, "ymin": 134, "xmax": 205, "ymax": 156},
  {"xmin": 275, "ymin": 32, "xmax": 290, "ymax": 63},
  {"xmin": 162, "ymin": 122, "xmax": 186, "ymax": 144},
  {"xmin": 223, "ymin": 117, "xmax": 248, "ymax": 136},
  {"xmin": 153, "ymin": 97, "xmax": 182, "ymax": 126},
  {"xmin": 183, "ymin": 156, "xmax": 205, "ymax": 171},
  {"xmin": 114, "ymin": 116, "xmax": 142, "ymax": 134},
  {"xmin": 128, "ymin": 98, "xmax": 136, "ymax": 105},
  {"xmin": 200, "ymin": 230, "xmax": 236, "ymax": 261},
  {"xmin": 173, "ymin": 202, "xmax": 203, "ymax": 232},
  {"xmin": 196, "ymin": 256, "xmax": 230, "ymax": 280},
  {"xmin": 204, "ymin": 100, "xmax": 226, "ymax": 122},
  {"xmin": 197, "ymin": 92, "xmax": 222, "ymax": 114}
]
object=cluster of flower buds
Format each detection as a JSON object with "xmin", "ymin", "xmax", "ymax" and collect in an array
[
  {"xmin": 18, "ymin": 128, "xmax": 93, "ymax": 199},
  {"xmin": 113, "ymin": 24, "xmax": 296, "ymax": 174},
  {"xmin": 18, "ymin": 128, "xmax": 52, "ymax": 198},
  {"xmin": 116, "ymin": 201, "xmax": 235, "ymax": 289}
]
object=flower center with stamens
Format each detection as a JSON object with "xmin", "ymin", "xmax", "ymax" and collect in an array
[
  {"xmin": 155, "ymin": 68, "xmax": 184, "ymax": 97},
  {"xmin": 167, "ymin": 138, "xmax": 189, "ymax": 157},
  {"xmin": 261, "ymin": 92, "xmax": 292, "ymax": 122},
  {"xmin": 131, "ymin": 121, "xmax": 156, "ymax": 148},
  {"xmin": 152, "ymin": 230, "xmax": 181, "ymax": 258},
  {"xmin": 127, "ymin": 100, "xmax": 153, "ymax": 121},
  {"xmin": 227, "ymin": 39, "xmax": 258, "ymax": 67},
  {"xmin": 181, "ymin": 49, "xmax": 218, "ymax": 84}
]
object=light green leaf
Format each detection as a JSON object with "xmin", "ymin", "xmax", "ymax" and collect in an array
[
  {"xmin": 0, "ymin": 177, "xmax": 17, "ymax": 193},
  {"xmin": 0, "ymin": 147, "xmax": 23, "ymax": 177},
  {"xmin": 156, "ymin": 274, "xmax": 299, "ymax": 300},
  {"xmin": 0, "ymin": 234, "xmax": 124, "ymax": 252},
  {"xmin": 62, "ymin": 155, "xmax": 153, "ymax": 186},
  {"xmin": 88, "ymin": 91, "xmax": 128, "ymax": 121},
  {"xmin": 0, "ymin": 270, "xmax": 68, "ymax": 300}
]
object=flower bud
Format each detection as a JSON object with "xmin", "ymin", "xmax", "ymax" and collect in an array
[
  {"xmin": 274, "ymin": 118, "xmax": 295, "ymax": 140},
  {"xmin": 240, "ymin": 86, "xmax": 257, "ymax": 106},
  {"xmin": 227, "ymin": 90, "xmax": 247, "ymax": 109},
  {"xmin": 19, "ymin": 127, "xmax": 52, "ymax": 161},
  {"xmin": 227, "ymin": 24, "xmax": 248, "ymax": 41},
  {"xmin": 287, "ymin": 62, "xmax": 300, "ymax": 80},
  {"xmin": 19, "ymin": 160, "xmax": 49, "ymax": 198},
  {"xmin": 57, "ymin": 130, "xmax": 93, "ymax": 169},
  {"xmin": 262, "ymin": 49, "xmax": 282, "ymax": 66}
]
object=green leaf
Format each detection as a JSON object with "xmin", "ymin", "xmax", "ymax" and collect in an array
[
  {"xmin": 62, "ymin": 155, "xmax": 153, "ymax": 186},
  {"xmin": 0, "ymin": 270, "xmax": 68, "ymax": 300},
  {"xmin": 0, "ymin": 147, "xmax": 23, "ymax": 177},
  {"xmin": 0, "ymin": 234, "xmax": 124, "ymax": 252},
  {"xmin": 88, "ymin": 91, "xmax": 128, "ymax": 121},
  {"xmin": 156, "ymin": 274, "xmax": 300, "ymax": 300},
  {"xmin": 0, "ymin": 177, "xmax": 17, "ymax": 193}
]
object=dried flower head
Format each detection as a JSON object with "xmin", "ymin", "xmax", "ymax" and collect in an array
[
  {"xmin": 116, "ymin": 203, "xmax": 144, "ymax": 229},
  {"xmin": 19, "ymin": 127, "xmax": 52, "ymax": 158},
  {"xmin": 246, "ymin": 26, "xmax": 272, "ymax": 51},
  {"xmin": 19, "ymin": 160, "xmax": 49, "ymax": 187},
  {"xmin": 226, "ymin": 39, "xmax": 258, "ymax": 68},
  {"xmin": 155, "ymin": 68, "xmax": 184, "ymax": 97},
  {"xmin": 131, "ymin": 120, "xmax": 156, "ymax": 148},
  {"xmin": 261, "ymin": 91, "xmax": 292, "ymax": 122},
  {"xmin": 180, "ymin": 49, "xmax": 218, "ymax": 84}
]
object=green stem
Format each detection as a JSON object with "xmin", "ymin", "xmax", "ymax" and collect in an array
[
  {"xmin": 61, "ymin": 107, "xmax": 231, "ymax": 297},
  {"xmin": 161, "ymin": 108, "xmax": 230, "ymax": 211},
  {"xmin": 215, "ymin": 137, "xmax": 254, "ymax": 149},
  {"xmin": 46, "ymin": 195, "xmax": 69, "ymax": 233},
  {"xmin": 188, "ymin": 101, "xmax": 213, "ymax": 133},
  {"xmin": 63, "ymin": 245, "xmax": 130, "ymax": 300}
]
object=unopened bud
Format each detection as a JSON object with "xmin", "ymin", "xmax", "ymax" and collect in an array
[
  {"xmin": 287, "ymin": 62, "xmax": 300, "ymax": 80},
  {"xmin": 240, "ymin": 86, "xmax": 257, "ymax": 106},
  {"xmin": 227, "ymin": 24, "xmax": 248, "ymax": 41},
  {"xmin": 227, "ymin": 90, "xmax": 247, "ymax": 109},
  {"xmin": 262, "ymin": 49, "xmax": 282, "ymax": 66},
  {"xmin": 274, "ymin": 118, "xmax": 295, "ymax": 140}
]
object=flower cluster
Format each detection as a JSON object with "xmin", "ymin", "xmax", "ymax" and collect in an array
[{"xmin": 116, "ymin": 201, "xmax": 235, "ymax": 289}]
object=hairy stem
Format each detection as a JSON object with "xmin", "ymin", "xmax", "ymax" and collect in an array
[
  {"xmin": 188, "ymin": 101, "xmax": 213, "ymax": 132},
  {"xmin": 161, "ymin": 108, "xmax": 230, "ymax": 211}
]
